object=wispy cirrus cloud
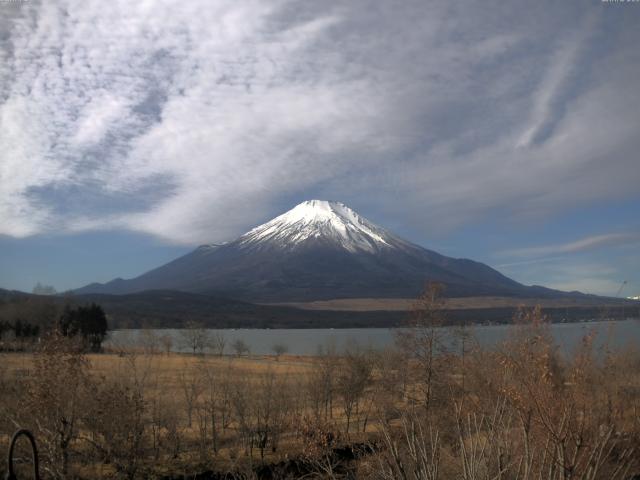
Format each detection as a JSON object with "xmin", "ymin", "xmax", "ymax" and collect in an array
[
  {"xmin": 516, "ymin": 13, "xmax": 598, "ymax": 148},
  {"xmin": 0, "ymin": 0, "xmax": 638, "ymax": 244},
  {"xmin": 501, "ymin": 233, "xmax": 640, "ymax": 258}
]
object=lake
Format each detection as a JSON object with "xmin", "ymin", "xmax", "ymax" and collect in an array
[{"xmin": 106, "ymin": 318, "xmax": 640, "ymax": 356}]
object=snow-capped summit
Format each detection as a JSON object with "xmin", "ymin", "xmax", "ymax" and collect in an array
[
  {"xmin": 239, "ymin": 200, "xmax": 398, "ymax": 252},
  {"xmin": 76, "ymin": 199, "xmax": 544, "ymax": 302}
]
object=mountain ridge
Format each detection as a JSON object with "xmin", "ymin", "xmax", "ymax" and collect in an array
[{"xmin": 75, "ymin": 200, "xmax": 574, "ymax": 301}]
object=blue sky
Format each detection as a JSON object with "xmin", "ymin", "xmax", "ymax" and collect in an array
[{"xmin": 0, "ymin": 0, "xmax": 639, "ymax": 297}]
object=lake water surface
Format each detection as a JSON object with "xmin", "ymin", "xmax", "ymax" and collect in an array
[{"xmin": 106, "ymin": 319, "xmax": 640, "ymax": 356}]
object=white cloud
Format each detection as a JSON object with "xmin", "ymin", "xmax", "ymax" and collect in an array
[
  {"xmin": 501, "ymin": 233, "xmax": 640, "ymax": 258},
  {"xmin": 516, "ymin": 13, "xmax": 598, "ymax": 148},
  {"xmin": 0, "ymin": 0, "xmax": 638, "ymax": 244},
  {"xmin": 72, "ymin": 93, "xmax": 129, "ymax": 146}
]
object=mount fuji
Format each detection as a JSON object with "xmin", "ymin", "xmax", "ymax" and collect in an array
[{"xmin": 76, "ymin": 200, "xmax": 562, "ymax": 301}]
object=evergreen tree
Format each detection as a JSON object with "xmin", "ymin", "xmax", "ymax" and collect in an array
[{"xmin": 58, "ymin": 303, "xmax": 108, "ymax": 352}]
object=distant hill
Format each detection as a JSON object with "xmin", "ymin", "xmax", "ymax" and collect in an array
[
  {"xmin": 80, "ymin": 292, "xmax": 640, "ymax": 328},
  {"xmin": 2, "ymin": 288, "xmax": 636, "ymax": 329},
  {"xmin": 72, "ymin": 290, "xmax": 406, "ymax": 328}
]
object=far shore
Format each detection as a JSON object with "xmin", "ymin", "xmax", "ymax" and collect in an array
[{"xmin": 264, "ymin": 295, "xmax": 637, "ymax": 311}]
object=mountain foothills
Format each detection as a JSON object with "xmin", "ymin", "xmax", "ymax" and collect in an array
[{"xmin": 76, "ymin": 200, "xmax": 568, "ymax": 302}]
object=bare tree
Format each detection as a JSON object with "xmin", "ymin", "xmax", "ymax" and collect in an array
[
  {"xmin": 25, "ymin": 334, "xmax": 92, "ymax": 479},
  {"xmin": 312, "ymin": 341, "xmax": 338, "ymax": 421},
  {"xmin": 109, "ymin": 330, "xmax": 133, "ymax": 356},
  {"xmin": 148, "ymin": 391, "xmax": 164, "ymax": 460},
  {"xmin": 375, "ymin": 348, "xmax": 409, "ymax": 421},
  {"xmin": 232, "ymin": 338, "xmax": 250, "ymax": 357},
  {"xmin": 378, "ymin": 413, "xmax": 441, "ymax": 480},
  {"xmin": 306, "ymin": 367, "xmax": 328, "ymax": 422},
  {"xmin": 178, "ymin": 368, "xmax": 202, "ymax": 427},
  {"xmin": 218, "ymin": 363, "xmax": 235, "ymax": 432},
  {"xmin": 211, "ymin": 331, "xmax": 226, "ymax": 356},
  {"xmin": 179, "ymin": 321, "xmax": 210, "ymax": 355},
  {"xmin": 230, "ymin": 376, "xmax": 253, "ymax": 457},
  {"xmin": 271, "ymin": 342, "xmax": 288, "ymax": 360},
  {"xmin": 162, "ymin": 403, "xmax": 184, "ymax": 460},
  {"xmin": 336, "ymin": 346, "xmax": 373, "ymax": 435},
  {"xmin": 83, "ymin": 378, "xmax": 147, "ymax": 480},
  {"xmin": 253, "ymin": 370, "xmax": 281, "ymax": 461},
  {"xmin": 159, "ymin": 333, "xmax": 173, "ymax": 355},
  {"xmin": 230, "ymin": 369, "xmax": 291, "ymax": 462},
  {"xmin": 197, "ymin": 362, "xmax": 228, "ymax": 454},
  {"xmin": 139, "ymin": 329, "xmax": 159, "ymax": 355},
  {"xmin": 395, "ymin": 281, "xmax": 446, "ymax": 413}
]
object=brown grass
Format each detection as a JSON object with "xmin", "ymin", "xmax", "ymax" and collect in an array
[
  {"xmin": 266, "ymin": 296, "xmax": 629, "ymax": 311},
  {"xmin": 2, "ymin": 312, "xmax": 640, "ymax": 479}
]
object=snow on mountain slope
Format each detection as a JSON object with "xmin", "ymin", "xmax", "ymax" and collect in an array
[
  {"xmin": 239, "ymin": 200, "xmax": 399, "ymax": 252},
  {"xmin": 75, "ymin": 199, "xmax": 569, "ymax": 301}
]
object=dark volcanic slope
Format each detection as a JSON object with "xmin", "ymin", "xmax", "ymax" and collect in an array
[{"xmin": 75, "ymin": 200, "xmax": 571, "ymax": 302}]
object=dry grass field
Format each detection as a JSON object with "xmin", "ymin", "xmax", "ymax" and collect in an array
[
  {"xmin": 1, "ymin": 352, "xmax": 324, "ymax": 474},
  {"xmin": 2, "ymin": 306, "xmax": 640, "ymax": 479},
  {"xmin": 268, "ymin": 296, "xmax": 631, "ymax": 311},
  {"xmin": 1, "ymin": 347, "xmax": 378, "ymax": 478}
]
